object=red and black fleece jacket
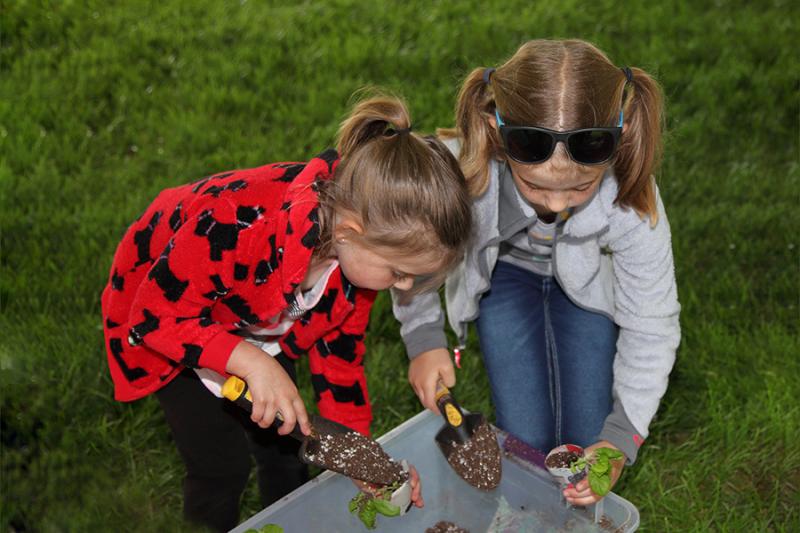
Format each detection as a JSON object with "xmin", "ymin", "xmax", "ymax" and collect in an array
[{"xmin": 101, "ymin": 149, "xmax": 377, "ymax": 435}]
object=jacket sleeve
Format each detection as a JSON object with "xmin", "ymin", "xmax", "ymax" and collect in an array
[
  {"xmin": 391, "ymin": 289, "xmax": 448, "ymax": 359},
  {"xmin": 307, "ymin": 289, "xmax": 377, "ymax": 436},
  {"xmin": 126, "ymin": 197, "xmax": 248, "ymax": 376},
  {"xmin": 605, "ymin": 188, "xmax": 681, "ymax": 445}
]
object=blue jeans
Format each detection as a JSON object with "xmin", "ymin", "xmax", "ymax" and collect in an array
[{"xmin": 475, "ymin": 260, "xmax": 618, "ymax": 453}]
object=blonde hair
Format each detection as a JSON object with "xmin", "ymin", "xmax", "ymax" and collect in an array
[
  {"xmin": 445, "ymin": 39, "xmax": 664, "ymax": 224},
  {"xmin": 317, "ymin": 93, "xmax": 472, "ymax": 294}
]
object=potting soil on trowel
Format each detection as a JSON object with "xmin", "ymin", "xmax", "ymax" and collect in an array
[
  {"xmin": 303, "ymin": 431, "xmax": 407, "ymax": 486},
  {"xmin": 443, "ymin": 421, "xmax": 502, "ymax": 490}
]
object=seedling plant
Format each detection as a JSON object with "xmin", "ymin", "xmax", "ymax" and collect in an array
[
  {"xmin": 569, "ymin": 447, "xmax": 624, "ymax": 497},
  {"xmin": 348, "ymin": 480, "xmax": 403, "ymax": 529}
]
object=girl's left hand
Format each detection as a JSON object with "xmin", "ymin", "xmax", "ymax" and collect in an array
[
  {"xmin": 562, "ymin": 441, "xmax": 625, "ymax": 506},
  {"xmin": 351, "ymin": 464, "xmax": 425, "ymax": 508}
]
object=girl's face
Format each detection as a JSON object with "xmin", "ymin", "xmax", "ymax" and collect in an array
[
  {"xmin": 491, "ymin": 115, "xmax": 615, "ymax": 216},
  {"xmin": 333, "ymin": 221, "xmax": 443, "ymax": 291},
  {"xmin": 506, "ymin": 147, "xmax": 608, "ymax": 216}
]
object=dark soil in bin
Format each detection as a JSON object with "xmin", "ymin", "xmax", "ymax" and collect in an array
[
  {"xmin": 303, "ymin": 431, "xmax": 407, "ymax": 486},
  {"xmin": 544, "ymin": 450, "xmax": 582, "ymax": 469},
  {"xmin": 426, "ymin": 521, "xmax": 470, "ymax": 533},
  {"xmin": 443, "ymin": 421, "xmax": 501, "ymax": 490}
]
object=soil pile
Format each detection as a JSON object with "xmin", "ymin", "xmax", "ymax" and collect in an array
[
  {"xmin": 303, "ymin": 431, "xmax": 406, "ymax": 485},
  {"xmin": 426, "ymin": 521, "xmax": 470, "ymax": 533},
  {"xmin": 443, "ymin": 421, "xmax": 501, "ymax": 490}
]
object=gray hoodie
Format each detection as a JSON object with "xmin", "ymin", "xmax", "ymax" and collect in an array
[{"xmin": 392, "ymin": 139, "xmax": 680, "ymax": 464}]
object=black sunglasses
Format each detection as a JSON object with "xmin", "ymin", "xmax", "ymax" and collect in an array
[{"xmin": 495, "ymin": 110, "xmax": 623, "ymax": 165}]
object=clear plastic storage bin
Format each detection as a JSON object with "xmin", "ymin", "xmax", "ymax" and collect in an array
[{"xmin": 232, "ymin": 410, "xmax": 639, "ymax": 532}]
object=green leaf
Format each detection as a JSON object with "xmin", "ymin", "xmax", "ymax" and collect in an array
[
  {"xmin": 348, "ymin": 498, "xmax": 359, "ymax": 514},
  {"xmin": 596, "ymin": 447, "xmax": 623, "ymax": 461},
  {"xmin": 589, "ymin": 470, "xmax": 612, "ymax": 496},
  {"xmin": 373, "ymin": 499, "xmax": 401, "ymax": 517},
  {"xmin": 259, "ymin": 525, "xmax": 284, "ymax": 533},
  {"xmin": 359, "ymin": 501, "xmax": 378, "ymax": 529},
  {"xmin": 591, "ymin": 459, "xmax": 609, "ymax": 474},
  {"xmin": 570, "ymin": 458, "xmax": 587, "ymax": 473}
]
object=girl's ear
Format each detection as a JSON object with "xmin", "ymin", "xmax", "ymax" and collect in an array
[
  {"xmin": 333, "ymin": 216, "xmax": 364, "ymax": 242},
  {"xmin": 488, "ymin": 112, "xmax": 498, "ymax": 131}
]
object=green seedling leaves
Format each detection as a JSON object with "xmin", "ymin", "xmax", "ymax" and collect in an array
[
  {"xmin": 348, "ymin": 488, "xmax": 402, "ymax": 530},
  {"xmin": 373, "ymin": 498, "xmax": 401, "ymax": 517},
  {"xmin": 588, "ymin": 469, "xmax": 612, "ymax": 496},
  {"xmin": 567, "ymin": 447, "xmax": 624, "ymax": 498},
  {"xmin": 358, "ymin": 503, "xmax": 377, "ymax": 529}
]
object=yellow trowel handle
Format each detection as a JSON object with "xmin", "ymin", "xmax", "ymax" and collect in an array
[
  {"xmin": 435, "ymin": 381, "xmax": 471, "ymax": 442},
  {"xmin": 222, "ymin": 376, "xmax": 307, "ymax": 441},
  {"xmin": 221, "ymin": 375, "xmax": 255, "ymax": 413}
]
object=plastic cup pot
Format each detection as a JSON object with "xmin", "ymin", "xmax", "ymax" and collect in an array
[
  {"xmin": 389, "ymin": 460, "xmax": 413, "ymax": 515},
  {"xmin": 545, "ymin": 444, "xmax": 587, "ymax": 486}
]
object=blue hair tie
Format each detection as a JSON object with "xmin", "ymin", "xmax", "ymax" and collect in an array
[
  {"xmin": 483, "ymin": 67, "xmax": 496, "ymax": 84},
  {"xmin": 622, "ymin": 67, "xmax": 633, "ymax": 83}
]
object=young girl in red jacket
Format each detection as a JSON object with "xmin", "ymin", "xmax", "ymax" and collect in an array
[{"xmin": 101, "ymin": 95, "xmax": 472, "ymax": 531}]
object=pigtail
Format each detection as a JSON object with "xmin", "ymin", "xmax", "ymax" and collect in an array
[
  {"xmin": 336, "ymin": 96, "xmax": 411, "ymax": 159},
  {"xmin": 614, "ymin": 67, "xmax": 664, "ymax": 226},
  {"xmin": 448, "ymin": 67, "xmax": 502, "ymax": 197}
]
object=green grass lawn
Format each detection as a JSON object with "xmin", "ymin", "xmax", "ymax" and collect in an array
[{"xmin": 2, "ymin": 1, "xmax": 798, "ymax": 531}]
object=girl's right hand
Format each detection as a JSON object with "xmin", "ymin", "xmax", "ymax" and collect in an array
[
  {"xmin": 226, "ymin": 341, "xmax": 312, "ymax": 436},
  {"xmin": 408, "ymin": 348, "xmax": 455, "ymax": 414}
]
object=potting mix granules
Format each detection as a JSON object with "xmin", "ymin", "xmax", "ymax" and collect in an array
[
  {"xmin": 303, "ymin": 432, "xmax": 406, "ymax": 485},
  {"xmin": 444, "ymin": 421, "xmax": 502, "ymax": 490}
]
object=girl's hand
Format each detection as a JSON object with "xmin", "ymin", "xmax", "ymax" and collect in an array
[
  {"xmin": 563, "ymin": 441, "xmax": 625, "ymax": 506},
  {"xmin": 351, "ymin": 464, "xmax": 424, "ymax": 508},
  {"xmin": 408, "ymin": 348, "xmax": 455, "ymax": 414},
  {"xmin": 225, "ymin": 341, "xmax": 312, "ymax": 436}
]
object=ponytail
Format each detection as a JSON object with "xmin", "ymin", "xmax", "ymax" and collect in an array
[
  {"xmin": 337, "ymin": 95, "xmax": 412, "ymax": 159},
  {"xmin": 444, "ymin": 67, "xmax": 503, "ymax": 197},
  {"xmin": 614, "ymin": 67, "xmax": 664, "ymax": 226}
]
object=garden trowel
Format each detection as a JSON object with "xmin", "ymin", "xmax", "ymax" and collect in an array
[
  {"xmin": 434, "ymin": 381, "xmax": 502, "ymax": 490},
  {"xmin": 222, "ymin": 376, "xmax": 405, "ymax": 486}
]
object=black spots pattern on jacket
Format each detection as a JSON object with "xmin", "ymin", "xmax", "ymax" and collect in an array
[
  {"xmin": 128, "ymin": 308, "xmax": 160, "ymax": 346},
  {"xmin": 148, "ymin": 241, "xmax": 189, "ymax": 302},
  {"xmin": 311, "ymin": 374, "xmax": 366, "ymax": 406},
  {"xmin": 176, "ymin": 307, "xmax": 214, "ymax": 327},
  {"xmin": 203, "ymin": 274, "xmax": 231, "ymax": 300},
  {"xmin": 191, "ymin": 171, "xmax": 235, "ymax": 193},
  {"xmin": 194, "ymin": 205, "xmax": 263, "ymax": 261},
  {"xmin": 108, "ymin": 338, "xmax": 148, "ymax": 382},
  {"xmin": 281, "ymin": 331, "xmax": 303, "ymax": 358},
  {"xmin": 233, "ymin": 263, "xmax": 249, "ymax": 281},
  {"xmin": 133, "ymin": 211, "xmax": 163, "ymax": 266},
  {"xmin": 314, "ymin": 331, "xmax": 362, "ymax": 363},
  {"xmin": 301, "ymin": 208, "xmax": 320, "ymax": 250},
  {"xmin": 318, "ymin": 148, "xmax": 338, "ymax": 172},
  {"xmin": 271, "ymin": 163, "xmax": 305, "ymax": 182},
  {"xmin": 254, "ymin": 234, "xmax": 281, "ymax": 285},
  {"xmin": 202, "ymin": 179, "xmax": 248, "ymax": 198},
  {"xmin": 181, "ymin": 344, "xmax": 203, "ymax": 368},
  {"xmin": 111, "ymin": 269, "xmax": 125, "ymax": 291},
  {"xmin": 221, "ymin": 295, "xmax": 260, "ymax": 328},
  {"xmin": 169, "ymin": 202, "xmax": 183, "ymax": 231}
]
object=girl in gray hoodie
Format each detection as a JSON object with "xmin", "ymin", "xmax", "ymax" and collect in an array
[{"xmin": 393, "ymin": 39, "xmax": 680, "ymax": 506}]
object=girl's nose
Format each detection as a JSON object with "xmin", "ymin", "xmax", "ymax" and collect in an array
[{"xmin": 544, "ymin": 192, "xmax": 569, "ymax": 213}]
